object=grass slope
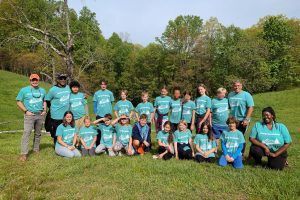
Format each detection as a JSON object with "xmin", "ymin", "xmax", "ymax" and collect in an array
[{"xmin": 0, "ymin": 70, "xmax": 299, "ymax": 200}]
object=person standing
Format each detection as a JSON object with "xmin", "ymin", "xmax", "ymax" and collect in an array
[
  {"xmin": 45, "ymin": 74, "xmax": 71, "ymax": 146},
  {"xmin": 93, "ymin": 80, "xmax": 114, "ymax": 146},
  {"xmin": 228, "ymin": 80, "xmax": 254, "ymax": 154},
  {"xmin": 16, "ymin": 74, "xmax": 47, "ymax": 161}
]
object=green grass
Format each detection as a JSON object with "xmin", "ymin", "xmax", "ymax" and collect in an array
[{"xmin": 0, "ymin": 70, "xmax": 299, "ymax": 199}]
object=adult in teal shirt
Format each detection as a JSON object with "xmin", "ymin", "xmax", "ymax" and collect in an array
[
  {"xmin": 228, "ymin": 80, "xmax": 254, "ymax": 154},
  {"xmin": 249, "ymin": 107, "xmax": 292, "ymax": 170},
  {"xmin": 195, "ymin": 84, "xmax": 211, "ymax": 133},
  {"xmin": 16, "ymin": 74, "xmax": 47, "ymax": 161},
  {"xmin": 45, "ymin": 73, "xmax": 71, "ymax": 146},
  {"xmin": 93, "ymin": 80, "xmax": 114, "ymax": 146},
  {"xmin": 170, "ymin": 87, "xmax": 182, "ymax": 132}
]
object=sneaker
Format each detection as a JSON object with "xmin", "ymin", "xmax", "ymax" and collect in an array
[
  {"xmin": 118, "ymin": 152, "xmax": 123, "ymax": 157},
  {"xmin": 152, "ymin": 155, "xmax": 159, "ymax": 159},
  {"xmin": 19, "ymin": 154, "xmax": 27, "ymax": 162}
]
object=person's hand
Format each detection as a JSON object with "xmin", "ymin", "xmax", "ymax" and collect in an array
[
  {"xmin": 269, "ymin": 152, "xmax": 276, "ymax": 157},
  {"xmin": 192, "ymin": 152, "xmax": 195, "ymax": 157},
  {"xmin": 203, "ymin": 152, "xmax": 209, "ymax": 158},
  {"xmin": 128, "ymin": 148, "xmax": 132, "ymax": 155},
  {"xmin": 25, "ymin": 111, "xmax": 35, "ymax": 116},
  {"xmin": 175, "ymin": 155, "xmax": 179, "ymax": 160},
  {"xmin": 190, "ymin": 124, "xmax": 195, "ymax": 131},
  {"xmin": 264, "ymin": 147, "xmax": 270, "ymax": 156},
  {"xmin": 143, "ymin": 141, "xmax": 150, "ymax": 147},
  {"xmin": 68, "ymin": 146, "xmax": 75, "ymax": 150},
  {"xmin": 225, "ymin": 155, "xmax": 232, "ymax": 162},
  {"xmin": 158, "ymin": 154, "xmax": 164, "ymax": 159},
  {"xmin": 41, "ymin": 111, "xmax": 47, "ymax": 116}
]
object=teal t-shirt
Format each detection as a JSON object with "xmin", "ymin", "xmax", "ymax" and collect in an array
[
  {"xmin": 55, "ymin": 124, "xmax": 77, "ymax": 148},
  {"xmin": 156, "ymin": 130, "xmax": 172, "ymax": 145},
  {"xmin": 115, "ymin": 123, "xmax": 132, "ymax": 145},
  {"xmin": 195, "ymin": 95, "xmax": 211, "ymax": 115},
  {"xmin": 154, "ymin": 96, "xmax": 172, "ymax": 119},
  {"xmin": 249, "ymin": 121, "xmax": 292, "ymax": 152},
  {"xmin": 114, "ymin": 100, "xmax": 134, "ymax": 116},
  {"xmin": 182, "ymin": 100, "xmax": 196, "ymax": 123},
  {"xmin": 45, "ymin": 85, "xmax": 71, "ymax": 120},
  {"xmin": 211, "ymin": 98, "xmax": 229, "ymax": 125},
  {"xmin": 98, "ymin": 124, "xmax": 114, "ymax": 147},
  {"xmin": 69, "ymin": 92, "xmax": 87, "ymax": 120},
  {"xmin": 93, "ymin": 89, "xmax": 114, "ymax": 117},
  {"xmin": 174, "ymin": 129, "xmax": 192, "ymax": 144},
  {"xmin": 228, "ymin": 91, "xmax": 254, "ymax": 121},
  {"xmin": 16, "ymin": 86, "xmax": 46, "ymax": 113},
  {"xmin": 194, "ymin": 134, "xmax": 216, "ymax": 158},
  {"xmin": 135, "ymin": 102, "xmax": 154, "ymax": 122},
  {"xmin": 79, "ymin": 126, "xmax": 97, "ymax": 148},
  {"xmin": 220, "ymin": 130, "xmax": 245, "ymax": 155},
  {"xmin": 170, "ymin": 98, "xmax": 182, "ymax": 123}
]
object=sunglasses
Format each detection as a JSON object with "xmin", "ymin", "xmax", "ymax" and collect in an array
[
  {"xmin": 58, "ymin": 76, "xmax": 67, "ymax": 80},
  {"xmin": 30, "ymin": 78, "xmax": 39, "ymax": 82}
]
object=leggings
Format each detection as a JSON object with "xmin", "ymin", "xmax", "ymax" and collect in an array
[{"xmin": 177, "ymin": 143, "xmax": 193, "ymax": 160}]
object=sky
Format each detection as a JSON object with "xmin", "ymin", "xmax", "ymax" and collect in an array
[{"xmin": 69, "ymin": 0, "xmax": 300, "ymax": 46}]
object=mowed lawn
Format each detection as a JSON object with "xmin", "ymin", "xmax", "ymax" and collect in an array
[{"xmin": 0, "ymin": 70, "xmax": 299, "ymax": 200}]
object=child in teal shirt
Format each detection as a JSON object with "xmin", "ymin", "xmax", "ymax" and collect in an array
[
  {"xmin": 114, "ymin": 90, "xmax": 134, "ymax": 118},
  {"xmin": 153, "ymin": 121, "xmax": 174, "ymax": 160},
  {"xmin": 79, "ymin": 116, "xmax": 97, "ymax": 156}
]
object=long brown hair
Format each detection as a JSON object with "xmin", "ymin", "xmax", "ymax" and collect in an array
[
  {"xmin": 62, "ymin": 111, "xmax": 75, "ymax": 128},
  {"xmin": 198, "ymin": 123, "xmax": 214, "ymax": 141},
  {"xmin": 196, "ymin": 83, "xmax": 209, "ymax": 97},
  {"xmin": 163, "ymin": 121, "xmax": 173, "ymax": 144}
]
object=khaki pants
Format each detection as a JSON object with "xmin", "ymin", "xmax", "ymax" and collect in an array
[{"xmin": 21, "ymin": 114, "xmax": 45, "ymax": 155}]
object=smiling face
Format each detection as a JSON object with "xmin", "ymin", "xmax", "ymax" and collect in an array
[
  {"xmin": 120, "ymin": 115, "xmax": 128, "ymax": 125},
  {"xmin": 30, "ymin": 78, "xmax": 39, "ymax": 88},
  {"xmin": 161, "ymin": 88, "xmax": 168, "ymax": 97},
  {"xmin": 121, "ymin": 92, "xmax": 127, "ymax": 100},
  {"xmin": 164, "ymin": 123, "xmax": 171, "ymax": 133},
  {"xmin": 202, "ymin": 125, "xmax": 209, "ymax": 134},
  {"xmin": 233, "ymin": 82, "xmax": 242, "ymax": 93},
  {"xmin": 173, "ymin": 90, "xmax": 181, "ymax": 99},
  {"xmin": 263, "ymin": 111, "xmax": 274, "ymax": 124},
  {"xmin": 57, "ymin": 76, "xmax": 67, "ymax": 86},
  {"xmin": 71, "ymin": 86, "xmax": 79, "ymax": 93},
  {"xmin": 228, "ymin": 121, "xmax": 237, "ymax": 131},
  {"xmin": 104, "ymin": 118, "xmax": 111, "ymax": 126},
  {"xmin": 139, "ymin": 118, "xmax": 147, "ymax": 126},
  {"xmin": 84, "ymin": 118, "xmax": 91, "ymax": 127},
  {"xmin": 184, "ymin": 93, "xmax": 191, "ymax": 101},
  {"xmin": 178, "ymin": 122, "xmax": 187, "ymax": 131},
  {"xmin": 65, "ymin": 113, "xmax": 73, "ymax": 123},
  {"xmin": 198, "ymin": 86, "xmax": 206, "ymax": 96}
]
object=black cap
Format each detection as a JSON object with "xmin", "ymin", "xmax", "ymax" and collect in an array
[{"xmin": 56, "ymin": 73, "xmax": 68, "ymax": 79}]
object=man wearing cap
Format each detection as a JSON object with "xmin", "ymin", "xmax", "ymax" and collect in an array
[
  {"xmin": 16, "ymin": 74, "xmax": 47, "ymax": 161},
  {"xmin": 45, "ymin": 74, "xmax": 71, "ymax": 146}
]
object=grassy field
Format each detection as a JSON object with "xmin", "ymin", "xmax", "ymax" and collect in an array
[{"xmin": 0, "ymin": 70, "xmax": 299, "ymax": 200}]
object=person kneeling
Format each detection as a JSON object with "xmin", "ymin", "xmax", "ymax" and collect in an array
[
  {"xmin": 174, "ymin": 120, "xmax": 194, "ymax": 160},
  {"xmin": 94, "ymin": 114, "xmax": 116, "ymax": 157},
  {"xmin": 132, "ymin": 114, "xmax": 151, "ymax": 155},
  {"xmin": 79, "ymin": 116, "xmax": 97, "ymax": 157},
  {"xmin": 218, "ymin": 117, "xmax": 245, "ymax": 169}
]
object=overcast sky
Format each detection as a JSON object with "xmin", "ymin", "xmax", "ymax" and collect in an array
[{"xmin": 69, "ymin": 0, "xmax": 300, "ymax": 46}]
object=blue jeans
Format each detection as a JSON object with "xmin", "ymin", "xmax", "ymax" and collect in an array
[
  {"xmin": 55, "ymin": 145, "xmax": 81, "ymax": 158},
  {"xmin": 219, "ymin": 154, "xmax": 243, "ymax": 169},
  {"xmin": 212, "ymin": 124, "xmax": 228, "ymax": 139}
]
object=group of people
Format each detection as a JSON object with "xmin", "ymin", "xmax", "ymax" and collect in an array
[{"xmin": 16, "ymin": 73, "xmax": 292, "ymax": 170}]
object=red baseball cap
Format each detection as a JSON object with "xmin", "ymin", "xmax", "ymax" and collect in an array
[{"xmin": 29, "ymin": 74, "xmax": 40, "ymax": 81}]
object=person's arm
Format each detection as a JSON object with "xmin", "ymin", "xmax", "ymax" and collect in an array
[
  {"xmin": 150, "ymin": 112, "xmax": 155, "ymax": 124},
  {"xmin": 84, "ymin": 104, "xmax": 89, "ymax": 116},
  {"xmin": 16, "ymin": 101, "xmax": 34, "ymax": 115},
  {"xmin": 41, "ymin": 101, "xmax": 47, "ymax": 116},
  {"xmin": 128, "ymin": 137, "xmax": 133, "ymax": 155},
  {"xmin": 158, "ymin": 140, "xmax": 167, "ymax": 148},
  {"xmin": 114, "ymin": 111, "xmax": 119, "ymax": 118},
  {"xmin": 174, "ymin": 142, "xmax": 178, "ymax": 159},
  {"xmin": 200, "ymin": 108, "xmax": 211, "ymax": 123},
  {"xmin": 112, "ymin": 133, "xmax": 116, "ymax": 147},
  {"xmin": 93, "ymin": 118, "xmax": 105, "ymax": 125},
  {"xmin": 270, "ymin": 143, "xmax": 290, "ymax": 157},
  {"xmin": 93, "ymin": 101, "xmax": 97, "ymax": 115},
  {"xmin": 195, "ymin": 144, "xmax": 204, "ymax": 155},
  {"xmin": 189, "ymin": 138, "xmax": 194, "ymax": 156},
  {"xmin": 232, "ymin": 143, "xmax": 244, "ymax": 160},
  {"xmin": 80, "ymin": 138, "xmax": 88, "ymax": 149},
  {"xmin": 132, "ymin": 125, "xmax": 143, "ymax": 143},
  {"xmin": 57, "ymin": 136, "xmax": 74, "ymax": 150},
  {"xmin": 111, "ymin": 117, "xmax": 120, "ymax": 126},
  {"xmin": 129, "ymin": 111, "xmax": 134, "ymax": 119},
  {"xmin": 90, "ymin": 136, "xmax": 97, "ymax": 149},
  {"xmin": 190, "ymin": 110, "xmax": 196, "ymax": 131},
  {"xmin": 243, "ymin": 107, "xmax": 254, "ymax": 126},
  {"xmin": 249, "ymin": 137, "xmax": 271, "ymax": 156},
  {"xmin": 221, "ymin": 140, "xmax": 228, "ymax": 156},
  {"xmin": 205, "ymin": 147, "xmax": 217, "ymax": 157}
]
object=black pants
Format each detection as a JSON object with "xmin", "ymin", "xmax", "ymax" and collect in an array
[
  {"xmin": 195, "ymin": 154, "xmax": 215, "ymax": 163},
  {"xmin": 195, "ymin": 114, "xmax": 208, "ymax": 133},
  {"xmin": 50, "ymin": 118, "xmax": 63, "ymax": 146},
  {"xmin": 158, "ymin": 146, "xmax": 173, "ymax": 160},
  {"xmin": 171, "ymin": 123, "xmax": 178, "ymax": 133},
  {"xmin": 249, "ymin": 145, "xmax": 288, "ymax": 170},
  {"xmin": 177, "ymin": 143, "xmax": 193, "ymax": 160},
  {"xmin": 237, "ymin": 122, "xmax": 248, "ymax": 154},
  {"xmin": 95, "ymin": 115, "xmax": 104, "ymax": 146}
]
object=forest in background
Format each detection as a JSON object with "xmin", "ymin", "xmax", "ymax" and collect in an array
[{"xmin": 0, "ymin": 0, "xmax": 299, "ymax": 105}]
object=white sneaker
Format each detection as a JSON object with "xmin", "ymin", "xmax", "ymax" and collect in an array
[
  {"xmin": 118, "ymin": 152, "xmax": 123, "ymax": 157},
  {"xmin": 152, "ymin": 155, "xmax": 159, "ymax": 159}
]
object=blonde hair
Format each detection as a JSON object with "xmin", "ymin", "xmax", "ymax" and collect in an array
[
  {"xmin": 178, "ymin": 120, "xmax": 188, "ymax": 127},
  {"xmin": 120, "ymin": 89, "xmax": 128, "ymax": 96},
  {"xmin": 217, "ymin": 87, "xmax": 227, "ymax": 94},
  {"xmin": 83, "ymin": 116, "xmax": 90, "ymax": 123}
]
